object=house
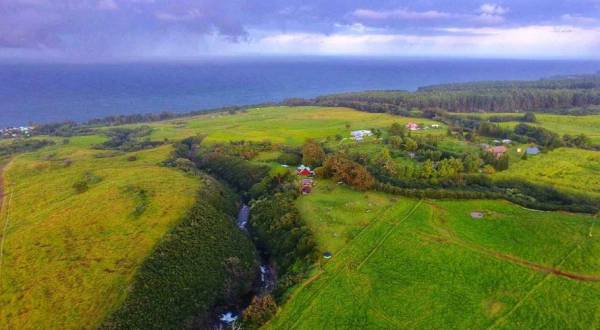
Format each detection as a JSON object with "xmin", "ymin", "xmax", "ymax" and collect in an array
[
  {"xmin": 351, "ymin": 130, "xmax": 372, "ymax": 141},
  {"xmin": 300, "ymin": 178, "xmax": 314, "ymax": 194},
  {"xmin": 526, "ymin": 147, "xmax": 540, "ymax": 155},
  {"xmin": 488, "ymin": 146, "xmax": 508, "ymax": 158},
  {"xmin": 296, "ymin": 165, "xmax": 315, "ymax": 176},
  {"xmin": 406, "ymin": 122, "xmax": 420, "ymax": 131}
]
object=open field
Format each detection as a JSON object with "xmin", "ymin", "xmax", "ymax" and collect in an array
[
  {"xmin": 452, "ymin": 112, "xmax": 600, "ymax": 143},
  {"xmin": 143, "ymin": 106, "xmax": 444, "ymax": 145},
  {"xmin": 0, "ymin": 138, "xmax": 199, "ymax": 329},
  {"xmin": 270, "ymin": 181, "xmax": 600, "ymax": 329},
  {"xmin": 494, "ymin": 147, "xmax": 600, "ymax": 198}
]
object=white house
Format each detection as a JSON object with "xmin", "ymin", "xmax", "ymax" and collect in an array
[{"xmin": 351, "ymin": 130, "xmax": 373, "ymax": 141}]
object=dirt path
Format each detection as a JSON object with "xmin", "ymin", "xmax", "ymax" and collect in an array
[{"xmin": 418, "ymin": 232, "xmax": 600, "ymax": 282}]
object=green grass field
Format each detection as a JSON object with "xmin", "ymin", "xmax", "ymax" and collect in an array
[
  {"xmin": 269, "ymin": 181, "xmax": 600, "ymax": 329},
  {"xmin": 494, "ymin": 147, "xmax": 600, "ymax": 198},
  {"xmin": 0, "ymin": 137, "xmax": 199, "ymax": 329},
  {"xmin": 2, "ymin": 106, "xmax": 599, "ymax": 329},
  {"xmin": 453, "ymin": 112, "xmax": 600, "ymax": 143},
  {"xmin": 144, "ymin": 106, "xmax": 444, "ymax": 145}
]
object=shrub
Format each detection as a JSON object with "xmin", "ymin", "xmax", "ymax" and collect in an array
[
  {"xmin": 322, "ymin": 155, "xmax": 375, "ymax": 190},
  {"xmin": 242, "ymin": 295, "xmax": 278, "ymax": 329}
]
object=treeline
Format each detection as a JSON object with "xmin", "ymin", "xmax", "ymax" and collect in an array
[
  {"xmin": 284, "ymin": 75, "xmax": 600, "ymax": 114},
  {"xmin": 314, "ymin": 122, "xmax": 600, "ymax": 214},
  {"xmin": 418, "ymin": 74, "xmax": 600, "ymax": 92},
  {"xmin": 102, "ymin": 175, "xmax": 258, "ymax": 329},
  {"xmin": 0, "ymin": 139, "xmax": 55, "ymax": 157},
  {"xmin": 95, "ymin": 126, "xmax": 164, "ymax": 152}
]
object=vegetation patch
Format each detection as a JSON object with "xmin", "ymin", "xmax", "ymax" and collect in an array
[{"xmin": 102, "ymin": 176, "xmax": 258, "ymax": 329}]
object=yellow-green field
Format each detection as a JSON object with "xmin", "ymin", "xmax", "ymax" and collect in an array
[
  {"xmin": 143, "ymin": 106, "xmax": 443, "ymax": 144},
  {"xmin": 494, "ymin": 147, "xmax": 600, "ymax": 198},
  {"xmin": 0, "ymin": 136, "xmax": 198, "ymax": 329},
  {"xmin": 454, "ymin": 112, "xmax": 600, "ymax": 143},
  {"xmin": 270, "ymin": 181, "xmax": 600, "ymax": 329}
]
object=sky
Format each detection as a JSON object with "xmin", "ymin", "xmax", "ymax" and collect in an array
[{"xmin": 1, "ymin": 0, "xmax": 600, "ymax": 61}]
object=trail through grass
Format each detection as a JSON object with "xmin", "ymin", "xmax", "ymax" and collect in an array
[{"xmin": 269, "ymin": 182, "xmax": 600, "ymax": 329}]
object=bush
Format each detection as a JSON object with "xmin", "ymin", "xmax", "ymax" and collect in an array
[
  {"xmin": 322, "ymin": 155, "xmax": 375, "ymax": 190},
  {"xmin": 242, "ymin": 295, "xmax": 278, "ymax": 329}
]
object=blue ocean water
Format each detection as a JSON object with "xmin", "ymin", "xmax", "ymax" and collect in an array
[{"xmin": 1, "ymin": 57, "xmax": 599, "ymax": 126}]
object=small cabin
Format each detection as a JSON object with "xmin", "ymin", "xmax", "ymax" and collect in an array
[
  {"xmin": 296, "ymin": 165, "xmax": 315, "ymax": 176},
  {"xmin": 351, "ymin": 130, "xmax": 373, "ymax": 142},
  {"xmin": 488, "ymin": 146, "xmax": 508, "ymax": 158},
  {"xmin": 406, "ymin": 122, "xmax": 420, "ymax": 131}
]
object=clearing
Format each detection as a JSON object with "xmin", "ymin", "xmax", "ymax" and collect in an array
[{"xmin": 269, "ymin": 181, "xmax": 600, "ymax": 329}]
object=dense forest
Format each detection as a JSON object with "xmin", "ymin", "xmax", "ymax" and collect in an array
[{"xmin": 289, "ymin": 74, "xmax": 600, "ymax": 114}]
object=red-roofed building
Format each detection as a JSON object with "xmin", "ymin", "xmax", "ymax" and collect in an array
[
  {"xmin": 488, "ymin": 145, "xmax": 508, "ymax": 158},
  {"xmin": 406, "ymin": 122, "xmax": 420, "ymax": 131}
]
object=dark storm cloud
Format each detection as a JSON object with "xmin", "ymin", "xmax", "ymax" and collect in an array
[{"xmin": 0, "ymin": 0, "xmax": 599, "ymax": 59}]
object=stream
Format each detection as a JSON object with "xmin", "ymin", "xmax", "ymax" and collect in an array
[{"xmin": 217, "ymin": 204, "xmax": 276, "ymax": 328}]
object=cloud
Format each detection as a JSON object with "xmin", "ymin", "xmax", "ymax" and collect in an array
[
  {"xmin": 480, "ymin": 3, "xmax": 509, "ymax": 15},
  {"xmin": 97, "ymin": 0, "xmax": 119, "ymax": 11},
  {"xmin": 254, "ymin": 24, "xmax": 600, "ymax": 58},
  {"xmin": 561, "ymin": 14, "xmax": 600, "ymax": 25},
  {"xmin": 0, "ymin": 0, "xmax": 599, "ymax": 60},
  {"xmin": 352, "ymin": 8, "xmax": 454, "ymax": 20}
]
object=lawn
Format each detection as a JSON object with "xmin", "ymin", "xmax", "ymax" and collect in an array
[
  {"xmin": 269, "ymin": 182, "xmax": 600, "ymax": 329},
  {"xmin": 494, "ymin": 147, "xmax": 600, "ymax": 198},
  {"xmin": 0, "ymin": 139, "xmax": 199, "ymax": 329},
  {"xmin": 144, "ymin": 106, "xmax": 444, "ymax": 145}
]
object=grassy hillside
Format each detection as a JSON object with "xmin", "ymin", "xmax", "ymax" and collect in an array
[
  {"xmin": 142, "ymin": 106, "xmax": 443, "ymax": 145},
  {"xmin": 269, "ymin": 181, "xmax": 600, "ymax": 329},
  {"xmin": 0, "ymin": 136, "xmax": 199, "ymax": 329},
  {"xmin": 454, "ymin": 112, "xmax": 600, "ymax": 143},
  {"xmin": 494, "ymin": 148, "xmax": 600, "ymax": 198},
  {"xmin": 103, "ymin": 175, "xmax": 257, "ymax": 329}
]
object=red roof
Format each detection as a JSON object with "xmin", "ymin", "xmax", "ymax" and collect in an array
[{"xmin": 488, "ymin": 146, "xmax": 507, "ymax": 154}]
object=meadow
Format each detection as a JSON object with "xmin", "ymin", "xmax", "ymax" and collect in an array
[
  {"xmin": 143, "ymin": 106, "xmax": 443, "ymax": 145},
  {"xmin": 454, "ymin": 112, "xmax": 600, "ymax": 143},
  {"xmin": 494, "ymin": 148, "xmax": 600, "ymax": 198},
  {"xmin": 0, "ymin": 136, "xmax": 199, "ymax": 329},
  {"xmin": 269, "ymin": 181, "xmax": 600, "ymax": 329}
]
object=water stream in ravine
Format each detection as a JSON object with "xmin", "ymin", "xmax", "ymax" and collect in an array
[{"xmin": 216, "ymin": 204, "xmax": 275, "ymax": 328}]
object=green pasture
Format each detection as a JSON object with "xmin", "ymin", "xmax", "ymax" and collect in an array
[
  {"xmin": 453, "ymin": 112, "xmax": 600, "ymax": 143},
  {"xmin": 270, "ymin": 182, "xmax": 600, "ymax": 329},
  {"xmin": 0, "ymin": 142, "xmax": 198, "ymax": 329},
  {"xmin": 144, "ymin": 106, "xmax": 444, "ymax": 145},
  {"xmin": 494, "ymin": 147, "xmax": 600, "ymax": 198}
]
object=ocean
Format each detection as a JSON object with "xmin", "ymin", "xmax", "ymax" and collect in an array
[{"xmin": 1, "ymin": 57, "xmax": 599, "ymax": 127}]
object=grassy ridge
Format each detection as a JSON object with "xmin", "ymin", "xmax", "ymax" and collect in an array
[
  {"xmin": 0, "ymin": 137, "xmax": 198, "ymax": 329},
  {"xmin": 102, "ymin": 175, "xmax": 257, "ymax": 329},
  {"xmin": 142, "ymin": 106, "xmax": 442, "ymax": 145},
  {"xmin": 269, "ymin": 181, "xmax": 600, "ymax": 329}
]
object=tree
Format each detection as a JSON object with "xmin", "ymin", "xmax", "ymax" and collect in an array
[
  {"xmin": 523, "ymin": 112, "xmax": 537, "ymax": 122},
  {"xmin": 404, "ymin": 137, "xmax": 418, "ymax": 152},
  {"xmin": 463, "ymin": 153, "xmax": 483, "ymax": 173},
  {"xmin": 389, "ymin": 123, "xmax": 406, "ymax": 137},
  {"xmin": 302, "ymin": 139, "xmax": 326, "ymax": 167},
  {"xmin": 242, "ymin": 295, "xmax": 277, "ymax": 329},
  {"xmin": 323, "ymin": 156, "xmax": 375, "ymax": 190}
]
